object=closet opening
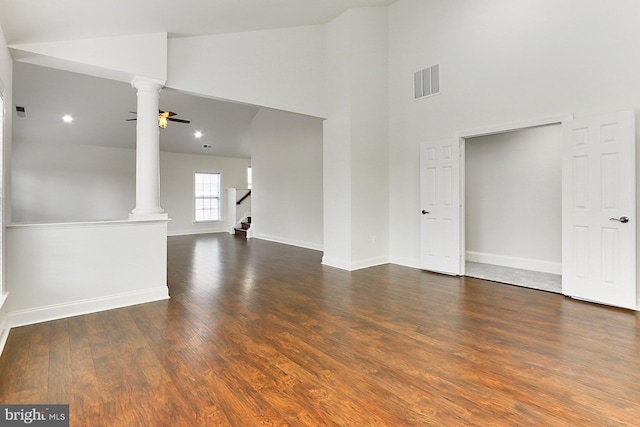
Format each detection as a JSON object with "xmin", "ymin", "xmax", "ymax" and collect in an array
[{"xmin": 462, "ymin": 123, "xmax": 562, "ymax": 293}]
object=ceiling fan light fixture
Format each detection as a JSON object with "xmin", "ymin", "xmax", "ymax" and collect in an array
[{"xmin": 127, "ymin": 110, "xmax": 190, "ymax": 128}]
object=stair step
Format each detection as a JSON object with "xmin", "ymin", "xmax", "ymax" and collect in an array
[
  {"xmin": 234, "ymin": 227, "xmax": 247, "ymax": 238},
  {"xmin": 241, "ymin": 222, "xmax": 251, "ymax": 230}
]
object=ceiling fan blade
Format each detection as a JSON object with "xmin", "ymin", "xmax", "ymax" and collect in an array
[{"xmin": 127, "ymin": 110, "xmax": 187, "ymax": 125}]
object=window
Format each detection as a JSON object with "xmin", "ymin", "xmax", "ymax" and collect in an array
[
  {"xmin": 194, "ymin": 172, "xmax": 221, "ymax": 222},
  {"xmin": 247, "ymin": 166, "xmax": 252, "ymax": 190}
]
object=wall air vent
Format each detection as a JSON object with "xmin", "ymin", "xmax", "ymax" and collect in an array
[
  {"xmin": 414, "ymin": 64, "xmax": 440, "ymax": 100},
  {"xmin": 15, "ymin": 105, "xmax": 26, "ymax": 118}
]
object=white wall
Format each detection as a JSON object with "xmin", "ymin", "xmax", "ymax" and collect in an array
[
  {"xmin": 465, "ymin": 125, "xmax": 562, "ymax": 273},
  {"xmin": 323, "ymin": 11, "xmax": 353, "ymax": 266},
  {"xmin": 388, "ymin": 0, "xmax": 640, "ymax": 268},
  {"xmin": 0, "ymin": 20, "xmax": 12, "ymax": 355},
  {"xmin": 12, "ymin": 142, "xmax": 135, "ymax": 222},
  {"xmin": 250, "ymin": 108, "xmax": 323, "ymax": 250},
  {"xmin": 11, "ymin": 142, "xmax": 250, "ymax": 235},
  {"xmin": 323, "ymin": 8, "xmax": 389, "ymax": 270},
  {"xmin": 10, "ymin": 33, "xmax": 168, "ymax": 84},
  {"xmin": 167, "ymin": 25, "xmax": 327, "ymax": 118},
  {"xmin": 348, "ymin": 8, "xmax": 389, "ymax": 269},
  {"xmin": 160, "ymin": 151, "xmax": 250, "ymax": 236},
  {"xmin": 6, "ymin": 220, "xmax": 170, "ymax": 327}
]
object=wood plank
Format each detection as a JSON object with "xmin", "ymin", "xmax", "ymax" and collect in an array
[
  {"xmin": 0, "ymin": 233, "xmax": 639, "ymax": 426},
  {"xmin": 68, "ymin": 314, "xmax": 100, "ymax": 423},
  {"xmin": 47, "ymin": 318, "xmax": 72, "ymax": 403}
]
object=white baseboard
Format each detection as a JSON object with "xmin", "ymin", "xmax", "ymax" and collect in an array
[
  {"xmin": 321, "ymin": 256, "xmax": 352, "ymax": 270},
  {"xmin": 253, "ymin": 233, "xmax": 323, "ymax": 252},
  {"xmin": 389, "ymin": 256, "xmax": 421, "ymax": 270},
  {"xmin": 168, "ymin": 225, "xmax": 229, "ymax": 236},
  {"xmin": 466, "ymin": 251, "xmax": 561, "ymax": 275},
  {"xmin": 0, "ymin": 323, "xmax": 9, "ymax": 360},
  {"xmin": 350, "ymin": 256, "xmax": 389, "ymax": 271},
  {"xmin": 322, "ymin": 255, "xmax": 389, "ymax": 271},
  {"xmin": 8, "ymin": 286, "xmax": 170, "ymax": 328},
  {"xmin": 0, "ymin": 293, "xmax": 10, "ymax": 359}
]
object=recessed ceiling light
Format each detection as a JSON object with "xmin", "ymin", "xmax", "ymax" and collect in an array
[
  {"xmin": 194, "ymin": 131, "xmax": 203, "ymax": 139},
  {"xmin": 62, "ymin": 114, "xmax": 73, "ymax": 123}
]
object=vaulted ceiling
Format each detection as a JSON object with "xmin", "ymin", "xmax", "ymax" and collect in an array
[
  {"xmin": 1, "ymin": 0, "xmax": 396, "ymax": 158},
  {"xmin": 0, "ymin": 0, "xmax": 396, "ymax": 45}
]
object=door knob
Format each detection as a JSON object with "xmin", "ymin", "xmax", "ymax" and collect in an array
[
  {"xmin": 421, "ymin": 210, "xmax": 429, "ymax": 215},
  {"xmin": 609, "ymin": 216, "xmax": 630, "ymax": 223}
]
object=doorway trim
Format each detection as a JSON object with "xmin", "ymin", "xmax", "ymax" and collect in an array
[{"xmin": 455, "ymin": 113, "xmax": 573, "ymax": 276}]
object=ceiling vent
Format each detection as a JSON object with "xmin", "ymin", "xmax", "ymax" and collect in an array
[
  {"xmin": 414, "ymin": 64, "xmax": 440, "ymax": 100},
  {"xmin": 15, "ymin": 105, "xmax": 26, "ymax": 118}
]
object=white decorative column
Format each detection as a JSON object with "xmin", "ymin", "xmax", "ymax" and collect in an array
[{"xmin": 129, "ymin": 78, "xmax": 168, "ymax": 220}]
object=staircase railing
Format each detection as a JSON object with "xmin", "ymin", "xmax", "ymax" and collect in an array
[{"xmin": 236, "ymin": 189, "xmax": 251, "ymax": 205}]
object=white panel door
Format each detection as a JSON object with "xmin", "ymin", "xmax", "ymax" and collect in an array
[
  {"xmin": 420, "ymin": 139, "xmax": 461, "ymax": 275},
  {"xmin": 562, "ymin": 111, "xmax": 636, "ymax": 309}
]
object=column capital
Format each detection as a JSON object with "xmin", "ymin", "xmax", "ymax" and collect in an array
[{"xmin": 131, "ymin": 76, "xmax": 165, "ymax": 92}]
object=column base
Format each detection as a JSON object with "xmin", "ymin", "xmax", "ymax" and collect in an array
[{"xmin": 129, "ymin": 212, "xmax": 169, "ymax": 221}]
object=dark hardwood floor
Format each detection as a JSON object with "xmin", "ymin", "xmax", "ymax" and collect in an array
[{"xmin": 1, "ymin": 233, "xmax": 639, "ymax": 426}]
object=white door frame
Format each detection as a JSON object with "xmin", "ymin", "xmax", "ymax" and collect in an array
[{"xmin": 454, "ymin": 114, "xmax": 572, "ymax": 276}]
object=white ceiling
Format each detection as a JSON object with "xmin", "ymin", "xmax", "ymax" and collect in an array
[
  {"xmin": 2, "ymin": 0, "xmax": 396, "ymax": 158},
  {"xmin": 0, "ymin": 0, "xmax": 397, "ymax": 45},
  {"xmin": 13, "ymin": 62, "xmax": 259, "ymax": 158}
]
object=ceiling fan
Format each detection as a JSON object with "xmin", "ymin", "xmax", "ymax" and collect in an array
[{"xmin": 127, "ymin": 110, "xmax": 191, "ymax": 129}]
